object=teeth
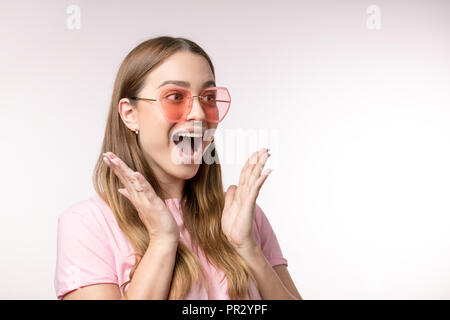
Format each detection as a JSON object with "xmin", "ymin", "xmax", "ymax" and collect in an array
[{"xmin": 175, "ymin": 132, "xmax": 203, "ymax": 139}]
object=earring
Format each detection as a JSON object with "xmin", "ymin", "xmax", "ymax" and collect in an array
[{"xmin": 135, "ymin": 128, "xmax": 139, "ymax": 135}]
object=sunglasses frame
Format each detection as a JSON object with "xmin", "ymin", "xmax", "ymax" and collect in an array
[{"xmin": 129, "ymin": 85, "xmax": 231, "ymax": 123}]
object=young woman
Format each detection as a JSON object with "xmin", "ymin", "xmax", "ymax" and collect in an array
[{"xmin": 54, "ymin": 36, "xmax": 302, "ymax": 300}]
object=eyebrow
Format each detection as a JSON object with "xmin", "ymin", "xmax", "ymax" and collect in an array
[{"xmin": 157, "ymin": 80, "xmax": 216, "ymax": 89}]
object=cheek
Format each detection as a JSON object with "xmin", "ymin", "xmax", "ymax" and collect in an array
[
  {"xmin": 207, "ymin": 124, "xmax": 218, "ymax": 141},
  {"xmin": 139, "ymin": 109, "xmax": 172, "ymax": 151}
]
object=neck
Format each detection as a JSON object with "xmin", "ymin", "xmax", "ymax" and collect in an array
[
  {"xmin": 147, "ymin": 158, "xmax": 185, "ymax": 200},
  {"xmin": 160, "ymin": 177, "xmax": 185, "ymax": 200}
]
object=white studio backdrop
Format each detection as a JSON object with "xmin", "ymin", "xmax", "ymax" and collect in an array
[{"xmin": 1, "ymin": 0, "xmax": 449, "ymax": 299}]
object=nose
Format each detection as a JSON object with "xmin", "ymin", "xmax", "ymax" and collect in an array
[{"xmin": 186, "ymin": 96, "xmax": 206, "ymax": 121}]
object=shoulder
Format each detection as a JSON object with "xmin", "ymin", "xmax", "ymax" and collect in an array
[
  {"xmin": 55, "ymin": 194, "xmax": 119, "ymax": 263},
  {"xmin": 251, "ymin": 202, "xmax": 288, "ymax": 267},
  {"xmin": 55, "ymin": 194, "xmax": 119, "ymax": 299},
  {"xmin": 252, "ymin": 202, "xmax": 278, "ymax": 244},
  {"xmin": 253, "ymin": 202, "xmax": 267, "ymax": 229},
  {"xmin": 57, "ymin": 193, "xmax": 114, "ymax": 235}
]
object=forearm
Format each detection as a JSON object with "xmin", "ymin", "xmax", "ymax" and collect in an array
[
  {"xmin": 122, "ymin": 239, "xmax": 178, "ymax": 300},
  {"xmin": 238, "ymin": 244, "xmax": 299, "ymax": 300}
]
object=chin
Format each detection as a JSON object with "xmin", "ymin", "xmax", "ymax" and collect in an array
[
  {"xmin": 166, "ymin": 140, "xmax": 210, "ymax": 179},
  {"xmin": 169, "ymin": 164, "xmax": 201, "ymax": 180}
]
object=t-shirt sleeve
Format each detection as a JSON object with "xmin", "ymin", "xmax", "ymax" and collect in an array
[
  {"xmin": 54, "ymin": 208, "xmax": 118, "ymax": 299},
  {"xmin": 254, "ymin": 203, "xmax": 288, "ymax": 267}
]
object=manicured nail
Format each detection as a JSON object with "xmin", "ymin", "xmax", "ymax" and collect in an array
[{"xmin": 103, "ymin": 156, "xmax": 111, "ymax": 165}]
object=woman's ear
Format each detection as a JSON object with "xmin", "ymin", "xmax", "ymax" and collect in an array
[{"xmin": 118, "ymin": 98, "xmax": 139, "ymax": 132}]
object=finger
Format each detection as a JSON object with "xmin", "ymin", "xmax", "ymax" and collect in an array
[
  {"xmin": 238, "ymin": 151, "xmax": 255, "ymax": 186},
  {"xmin": 119, "ymin": 174, "xmax": 160, "ymax": 224},
  {"xmin": 104, "ymin": 153, "xmax": 141, "ymax": 196},
  {"xmin": 103, "ymin": 155, "xmax": 129, "ymax": 188},
  {"xmin": 132, "ymin": 171, "xmax": 158, "ymax": 202},
  {"xmin": 104, "ymin": 153, "xmax": 159, "ymax": 211},
  {"xmin": 118, "ymin": 188, "xmax": 131, "ymax": 200},
  {"xmin": 238, "ymin": 150, "xmax": 259, "ymax": 186},
  {"xmin": 105, "ymin": 152, "xmax": 136, "ymax": 178},
  {"xmin": 244, "ymin": 148, "xmax": 267, "ymax": 186},
  {"xmin": 249, "ymin": 168, "xmax": 272, "ymax": 199},
  {"xmin": 116, "ymin": 171, "xmax": 152, "ymax": 215},
  {"xmin": 118, "ymin": 187, "xmax": 145, "ymax": 216},
  {"xmin": 248, "ymin": 148, "xmax": 268, "ymax": 177},
  {"xmin": 109, "ymin": 158, "xmax": 138, "ymax": 194},
  {"xmin": 248, "ymin": 150, "xmax": 270, "ymax": 187},
  {"xmin": 106, "ymin": 153, "xmax": 139, "ymax": 185},
  {"xmin": 103, "ymin": 153, "xmax": 129, "ymax": 182}
]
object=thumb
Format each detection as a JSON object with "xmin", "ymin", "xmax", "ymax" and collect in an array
[
  {"xmin": 223, "ymin": 185, "xmax": 237, "ymax": 213},
  {"xmin": 118, "ymin": 188, "xmax": 131, "ymax": 200}
]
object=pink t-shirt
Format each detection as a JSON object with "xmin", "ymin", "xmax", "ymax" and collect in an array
[{"xmin": 54, "ymin": 193, "xmax": 288, "ymax": 300}]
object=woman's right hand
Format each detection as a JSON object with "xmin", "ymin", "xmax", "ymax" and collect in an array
[{"xmin": 102, "ymin": 152, "xmax": 180, "ymax": 244}]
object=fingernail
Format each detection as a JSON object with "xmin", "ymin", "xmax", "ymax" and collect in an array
[{"xmin": 103, "ymin": 156, "xmax": 111, "ymax": 165}]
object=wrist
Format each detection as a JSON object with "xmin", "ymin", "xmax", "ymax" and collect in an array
[
  {"xmin": 234, "ymin": 240, "xmax": 260, "ymax": 258},
  {"xmin": 238, "ymin": 244, "xmax": 271, "ymax": 272},
  {"xmin": 149, "ymin": 236, "xmax": 180, "ymax": 248}
]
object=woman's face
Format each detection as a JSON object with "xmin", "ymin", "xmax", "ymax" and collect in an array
[{"xmin": 118, "ymin": 51, "xmax": 218, "ymax": 183}]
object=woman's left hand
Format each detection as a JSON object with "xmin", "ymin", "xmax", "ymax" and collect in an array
[{"xmin": 221, "ymin": 148, "xmax": 272, "ymax": 255}]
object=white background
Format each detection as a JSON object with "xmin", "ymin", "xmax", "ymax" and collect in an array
[{"xmin": 1, "ymin": 0, "xmax": 449, "ymax": 299}]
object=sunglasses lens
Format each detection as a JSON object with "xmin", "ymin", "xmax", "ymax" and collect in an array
[
  {"xmin": 160, "ymin": 88, "xmax": 190, "ymax": 122},
  {"xmin": 159, "ymin": 86, "xmax": 231, "ymax": 123},
  {"xmin": 200, "ymin": 87, "xmax": 231, "ymax": 123}
]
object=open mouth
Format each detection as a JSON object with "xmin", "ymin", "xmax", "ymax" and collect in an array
[{"xmin": 171, "ymin": 132, "xmax": 204, "ymax": 164}]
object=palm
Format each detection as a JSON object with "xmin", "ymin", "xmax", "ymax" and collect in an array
[
  {"xmin": 221, "ymin": 148, "xmax": 272, "ymax": 250},
  {"xmin": 222, "ymin": 185, "xmax": 255, "ymax": 247}
]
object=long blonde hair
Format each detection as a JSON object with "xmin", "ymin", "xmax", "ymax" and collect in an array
[{"xmin": 92, "ymin": 36, "xmax": 257, "ymax": 299}]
